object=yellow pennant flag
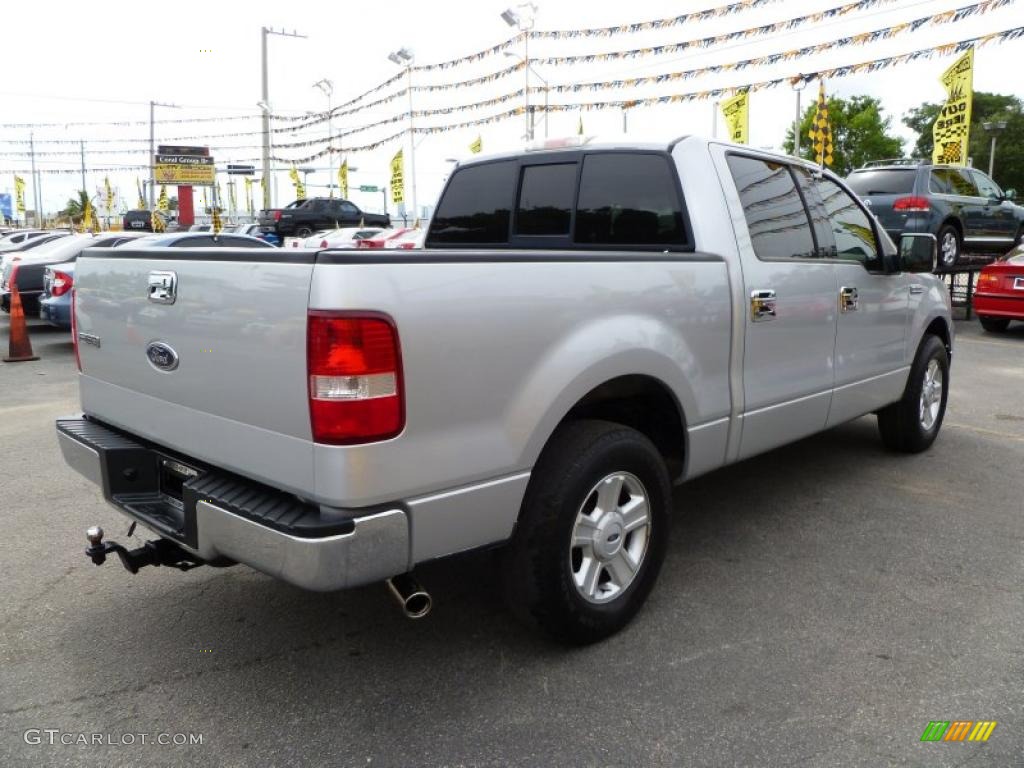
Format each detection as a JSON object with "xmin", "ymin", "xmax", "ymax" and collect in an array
[
  {"xmin": 212, "ymin": 206, "xmax": 222, "ymax": 235},
  {"xmin": 228, "ymin": 181, "xmax": 236, "ymax": 214},
  {"xmin": 339, "ymin": 159, "xmax": 349, "ymax": 199},
  {"xmin": 260, "ymin": 174, "xmax": 269, "ymax": 210},
  {"xmin": 720, "ymin": 91, "xmax": 749, "ymax": 145},
  {"xmin": 104, "ymin": 176, "xmax": 114, "ymax": 215},
  {"xmin": 469, "ymin": 135, "xmax": 482, "ymax": 154},
  {"xmin": 157, "ymin": 185, "xmax": 169, "ymax": 212},
  {"xmin": 14, "ymin": 175, "xmax": 26, "ymax": 214},
  {"xmin": 136, "ymin": 178, "xmax": 146, "ymax": 210},
  {"xmin": 390, "ymin": 150, "xmax": 404, "ymax": 205},
  {"xmin": 289, "ymin": 166, "xmax": 305, "ymax": 200},
  {"xmin": 808, "ymin": 80, "xmax": 834, "ymax": 167},
  {"xmin": 577, "ymin": 114, "xmax": 584, "ymax": 135},
  {"xmin": 245, "ymin": 177, "xmax": 254, "ymax": 214},
  {"xmin": 82, "ymin": 198, "xmax": 94, "ymax": 231},
  {"xmin": 932, "ymin": 47, "xmax": 974, "ymax": 166}
]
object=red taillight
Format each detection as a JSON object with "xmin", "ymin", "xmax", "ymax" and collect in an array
[
  {"xmin": 977, "ymin": 271, "xmax": 1002, "ymax": 290},
  {"xmin": 307, "ymin": 312, "xmax": 404, "ymax": 444},
  {"xmin": 893, "ymin": 196, "xmax": 930, "ymax": 212},
  {"xmin": 51, "ymin": 270, "xmax": 73, "ymax": 297},
  {"xmin": 320, "ymin": 239, "xmax": 328, "ymax": 248},
  {"xmin": 273, "ymin": 210, "xmax": 282, "ymax": 221},
  {"xmin": 71, "ymin": 287, "xmax": 81, "ymax": 371}
]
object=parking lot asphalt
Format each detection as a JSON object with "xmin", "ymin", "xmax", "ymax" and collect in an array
[{"xmin": 1, "ymin": 313, "xmax": 1022, "ymax": 768}]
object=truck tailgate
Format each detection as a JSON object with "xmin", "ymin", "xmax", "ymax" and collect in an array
[{"xmin": 74, "ymin": 247, "xmax": 316, "ymax": 496}]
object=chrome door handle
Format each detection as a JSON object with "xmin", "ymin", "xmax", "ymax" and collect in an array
[
  {"xmin": 839, "ymin": 286, "xmax": 858, "ymax": 313},
  {"xmin": 909, "ymin": 285, "xmax": 925, "ymax": 295},
  {"xmin": 750, "ymin": 289, "xmax": 776, "ymax": 322}
]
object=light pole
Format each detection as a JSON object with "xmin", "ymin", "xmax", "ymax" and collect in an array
[
  {"xmin": 149, "ymin": 101, "xmax": 179, "ymax": 211},
  {"xmin": 313, "ymin": 79, "xmax": 335, "ymax": 196},
  {"xmin": 501, "ymin": 4, "xmax": 538, "ymax": 140},
  {"xmin": 260, "ymin": 27, "xmax": 307, "ymax": 210},
  {"xmin": 388, "ymin": 47, "xmax": 417, "ymax": 221},
  {"xmin": 792, "ymin": 77, "xmax": 807, "ymax": 157},
  {"xmin": 504, "ymin": 51, "xmax": 548, "ymax": 139},
  {"xmin": 982, "ymin": 120, "xmax": 1008, "ymax": 179}
]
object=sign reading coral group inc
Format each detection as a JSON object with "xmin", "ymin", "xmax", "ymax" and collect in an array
[{"xmin": 155, "ymin": 145, "xmax": 215, "ymax": 186}]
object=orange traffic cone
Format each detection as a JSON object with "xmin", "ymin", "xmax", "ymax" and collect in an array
[{"xmin": 4, "ymin": 264, "xmax": 39, "ymax": 363}]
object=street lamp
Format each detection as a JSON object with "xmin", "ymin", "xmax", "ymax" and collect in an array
[
  {"xmin": 791, "ymin": 76, "xmax": 808, "ymax": 156},
  {"xmin": 260, "ymin": 27, "xmax": 307, "ymax": 209},
  {"xmin": 388, "ymin": 47, "xmax": 417, "ymax": 221},
  {"xmin": 501, "ymin": 4, "xmax": 538, "ymax": 141},
  {"xmin": 982, "ymin": 120, "xmax": 1008, "ymax": 179},
  {"xmin": 313, "ymin": 79, "xmax": 335, "ymax": 196},
  {"xmin": 504, "ymin": 51, "xmax": 548, "ymax": 139}
]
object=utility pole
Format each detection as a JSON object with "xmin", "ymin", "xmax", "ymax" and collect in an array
[
  {"xmin": 261, "ymin": 27, "xmax": 307, "ymax": 211},
  {"xmin": 623, "ymin": 107, "xmax": 628, "ymax": 134},
  {"xmin": 314, "ymin": 79, "xmax": 334, "ymax": 197},
  {"xmin": 29, "ymin": 132, "xmax": 41, "ymax": 226},
  {"xmin": 406, "ymin": 64, "xmax": 418, "ymax": 220},
  {"xmin": 149, "ymin": 100, "xmax": 178, "ymax": 211},
  {"xmin": 80, "ymin": 140, "xmax": 87, "ymax": 194},
  {"xmin": 792, "ymin": 78, "xmax": 807, "ymax": 156}
]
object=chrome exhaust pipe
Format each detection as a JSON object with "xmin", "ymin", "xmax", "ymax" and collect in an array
[{"xmin": 386, "ymin": 572, "xmax": 432, "ymax": 619}]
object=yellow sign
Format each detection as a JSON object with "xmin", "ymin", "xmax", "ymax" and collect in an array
[
  {"xmin": 390, "ymin": 150, "xmax": 404, "ymax": 204},
  {"xmin": 154, "ymin": 153, "xmax": 215, "ymax": 186},
  {"xmin": 14, "ymin": 175, "xmax": 26, "ymax": 214},
  {"xmin": 339, "ymin": 160, "xmax": 349, "ymax": 199},
  {"xmin": 808, "ymin": 80, "xmax": 834, "ymax": 167},
  {"xmin": 289, "ymin": 166, "xmax": 305, "ymax": 200},
  {"xmin": 932, "ymin": 47, "xmax": 974, "ymax": 166},
  {"xmin": 469, "ymin": 135, "xmax": 482, "ymax": 154},
  {"xmin": 245, "ymin": 177, "xmax": 254, "ymax": 214},
  {"xmin": 720, "ymin": 91, "xmax": 749, "ymax": 145}
]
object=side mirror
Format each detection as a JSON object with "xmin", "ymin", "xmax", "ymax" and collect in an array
[
  {"xmin": 1004, "ymin": 188, "xmax": 1017, "ymax": 201},
  {"xmin": 899, "ymin": 233, "xmax": 937, "ymax": 274}
]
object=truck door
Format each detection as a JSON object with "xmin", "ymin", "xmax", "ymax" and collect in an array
[
  {"xmin": 724, "ymin": 154, "xmax": 838, "ymax": 460},
  {"xmin": 798, "ymin": 172, "xmax": 910, "ymax": 426}
]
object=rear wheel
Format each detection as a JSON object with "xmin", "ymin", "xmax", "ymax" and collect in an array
[
  {"xmin": 877, "ymin": 334, "xmax": 949, "ymax": 453},
  {"xmin": 295, "ymin": 226, "xmax": 313, "ymax": 238},
  {"xmin": 979, "ymin": 316, "xmax": 1010, "ymax": 333},
  {"xmin": 937, "ymin": 225, "xmax": 961, "ymax": 269},
  {"xmin": 501, "ymin": 420, "xmax": 671, "ymax": 645}
]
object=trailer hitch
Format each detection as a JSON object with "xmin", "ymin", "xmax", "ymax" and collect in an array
[{"xmin": 85, "ymin": 526, "xmax": 204, "ymax": 574}]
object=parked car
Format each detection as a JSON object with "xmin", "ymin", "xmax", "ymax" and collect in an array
[
  {"xmin": 383, "ymin": 228, "xmax": 426, "ymax": 250},
  {"xmin": 974, "ymin": 244, "xmax": 1024, "ymax": 332},
  {"xmin": 298, "ymin": 227, "xmax": 384, "ymax": 249},
  {"xmin": 58, "ymin": 136, "xmax": 951, "ymax": 644},
  {"xmin": 354, "ymin": 227, "xmax": 415, "ymax": 248},
  {"xmin": 0, "ymin": 230, "xmax": 53, "ymax": 253},
  {"xmin": 846, "ymin": 160, "xmax": 1024, "ymax": 270},
  {"xmin": 0, "ymin": 232, "xmax": 71, "ymax": 272},
  {"xmin": 1, "ymin": 234, "xmax": 126, "ymax": 315},
  {"xmin": 258, "ymin": 197, "xmax": 390, "ymax": 238},
  {"xmin": 131, "ymin": 232, "xmax": 275, "ymax": 248},
  {"xmin": 123, "ymin": 210, "xmax": 155, "ymax": 232},
  {"xmin": 37, "ymin": 233, "xmax": 153, "ymax": 329},
  {"xmin": 230, "ymin": 223, "xmax": 262, "ymax": 237}
]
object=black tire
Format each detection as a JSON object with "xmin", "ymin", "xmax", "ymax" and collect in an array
[
  {"xmin": 877, "ymin": 334, "xmax": 949, "ymax": 453},
  {"xmin": 501, "ymin": 419, "xmax": 672, "ymax": 645},
  {"xmin": 936, "ymin": 224, "xmax": 961, "ymax": 270},
  {"xmin": 979, "ymin": 315, "xmax": 1010, "ymax": 333},
  {"xmin": 295, "ymin": 226, "xmax": 313, "ymax": 238}
]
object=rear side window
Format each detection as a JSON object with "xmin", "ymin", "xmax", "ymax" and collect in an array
[
  {"xmin": 575, "ymin": 154, "xmax": 685, "ymax": 246},
  {"xmin": 173, "ymin": 236, "xmax": 215, "ymax": 247},
  {"xmin": 516, "ymin": 163, "xmax": 576, "ymax": 236},
  {"xmin": 930, "ymin": 168, "xmax": 977, "ymax": 196},
  {"xmin": 430, "ymin": 161, "xmax": 516, "ymax": 244},
  {"xmin": 846, "ymin": 170, "xmax": 915, "ymax": 196},
  {"xmin": 726, "ymin": 154, "xmax": 816, "ymax": 260}
]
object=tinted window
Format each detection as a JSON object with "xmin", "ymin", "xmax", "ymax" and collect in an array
[
  {"xmin": 430, "ymin": 161, "xmax": 515, "ymax": 244},
  {"xmin": 173, "ymin": 236, "xmax": 215, "ymax": 247},
  {"xmin": 219, "ymin": 236, "xmax": 272, "ymax": 248},
  {"xmin": 930, "ymin": 168, "xmax": 976, "ymax": 196},
  {"xmin": 727, "ymin": 155, "xmax": 816, "ymax": 260},
  {"xmin": 339, "ymin": 201, "xmax": 358, "ymax": 214},
  {"xmin": 792, "ymin": 166, "xmax": 836, "ymax": 258},
  {"xmin": 971, "ymin": 171, "xmax": 1002, "ymax": 199},
  {"xmin": 575, "ymin": 154, "xmax": 685, "ymax": 245},
  {"xmin": 814, "ymin": 177, "xmax": 880, "ymax": 270},
  {"xmin": 516, "ymin": 163, "xmax": 576, "ymax": 236},
  {"xmin": 846, "ymin": 169, "xmax": 916, "ymax": 196}
]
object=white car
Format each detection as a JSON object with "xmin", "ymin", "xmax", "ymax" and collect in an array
[
  {"xmin": 0, "ymin": 230, "xmax": 60, "ymax": 253},
  {"xmin": 383, "ymin": 228, "xmax": 426, "ymax": 250},
  {"xmin": 298, "ymin": 226, "xmax": 384, "ymax": 249}
]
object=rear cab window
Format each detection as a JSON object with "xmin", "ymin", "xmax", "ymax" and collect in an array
[
  {"xmin": 846, "ymin": 169, "xmax": 916, "ymax": 196},
  {"xmin": 427, "ymin": 150, "xmax": 690, "ymax": 250}
]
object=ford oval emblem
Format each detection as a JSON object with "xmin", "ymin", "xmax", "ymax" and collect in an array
[{"xmin": 146, "ymin": 342, "xmax": 179, "ymax": 372}]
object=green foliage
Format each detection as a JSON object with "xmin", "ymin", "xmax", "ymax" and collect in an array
[
  {"xmin": 782, "ymin": 94, "xmax": 903, "ymax": 176},
  {"xmin": 902, "ymin": 91, "xmax": 1024, "ymax": 193},
  {"xmin": 61, "ymin": 190, "xmax": 91, "ymax": 223}
]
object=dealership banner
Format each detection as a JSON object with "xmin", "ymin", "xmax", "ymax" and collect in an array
[
  {"xmin": 932, "ymin": 47, "xmax": 974, "ymax": 165},
  {"xmin": 720, "ymin": 91, "xmax": 748, "ymax": 144},
  {"xmin": 154, "ymin": 153, "xmax": 215, "ymax": 185},
  {"xmin": 390, "ymin": 150, "xmax": 404, "ymax": 204},
  {"xmin": 14, "ymin": 175, "xmax": 26, "ymax": 213}
]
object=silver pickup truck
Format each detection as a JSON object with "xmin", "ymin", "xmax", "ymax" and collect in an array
[{"xmin": 57, "ymin": 136, "xmax": 952, "ymax": 644}]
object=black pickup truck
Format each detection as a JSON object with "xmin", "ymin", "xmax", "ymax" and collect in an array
[{"xmin": 258, "ymin": 198, "xmax": 390, "ymax": 238}]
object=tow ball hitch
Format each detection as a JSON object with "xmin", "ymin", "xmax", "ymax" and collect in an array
[{"xmin": 85, "ymin": 526, "xmax": 203, "ymax": 574}]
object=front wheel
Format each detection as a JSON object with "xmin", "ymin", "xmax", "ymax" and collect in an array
[
  {"xmin": 979, "ymin": 316, "xmax": 1010, "ymax": 333},
  {"xmin": 501, "ymin": 420, "xmax": 671, "ymax": 645},
  {"xmin": 877, "ymin": 334, "xmax": 949, "ymax": 453},
  {"xmin": 936, "ymin": 225, "xmax": 961, "ymax": 270}
]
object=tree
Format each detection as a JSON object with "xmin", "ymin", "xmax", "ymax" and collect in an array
[
  {"xmin": 782, "ymin": 94, "xmax": 903, "ymax": 176},
  {"xmin": 61, "ymin": 190, "xmax": 91, "ymax": 224},
  {"xmin": 903, "ymin": 91, "xmax": 1024, "ymax": 193}
]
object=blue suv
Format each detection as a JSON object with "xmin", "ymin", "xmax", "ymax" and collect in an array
[{"xmin": 846, "ymin": 161, "xmax": 1024, "ymax": 269}]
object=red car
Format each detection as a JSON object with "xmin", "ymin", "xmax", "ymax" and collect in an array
[
  {"xmin": 354, "ymin": 227, "xmax": 414, "ymax": 249},
  {"xmin": 975, "ymin": 246, "xmax": 1024, "ymax": 332}
]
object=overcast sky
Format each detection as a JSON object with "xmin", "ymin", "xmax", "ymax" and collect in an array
[{"xmin": 3, "ymin": 0, "xmax": 1023, "ymax": 219}]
